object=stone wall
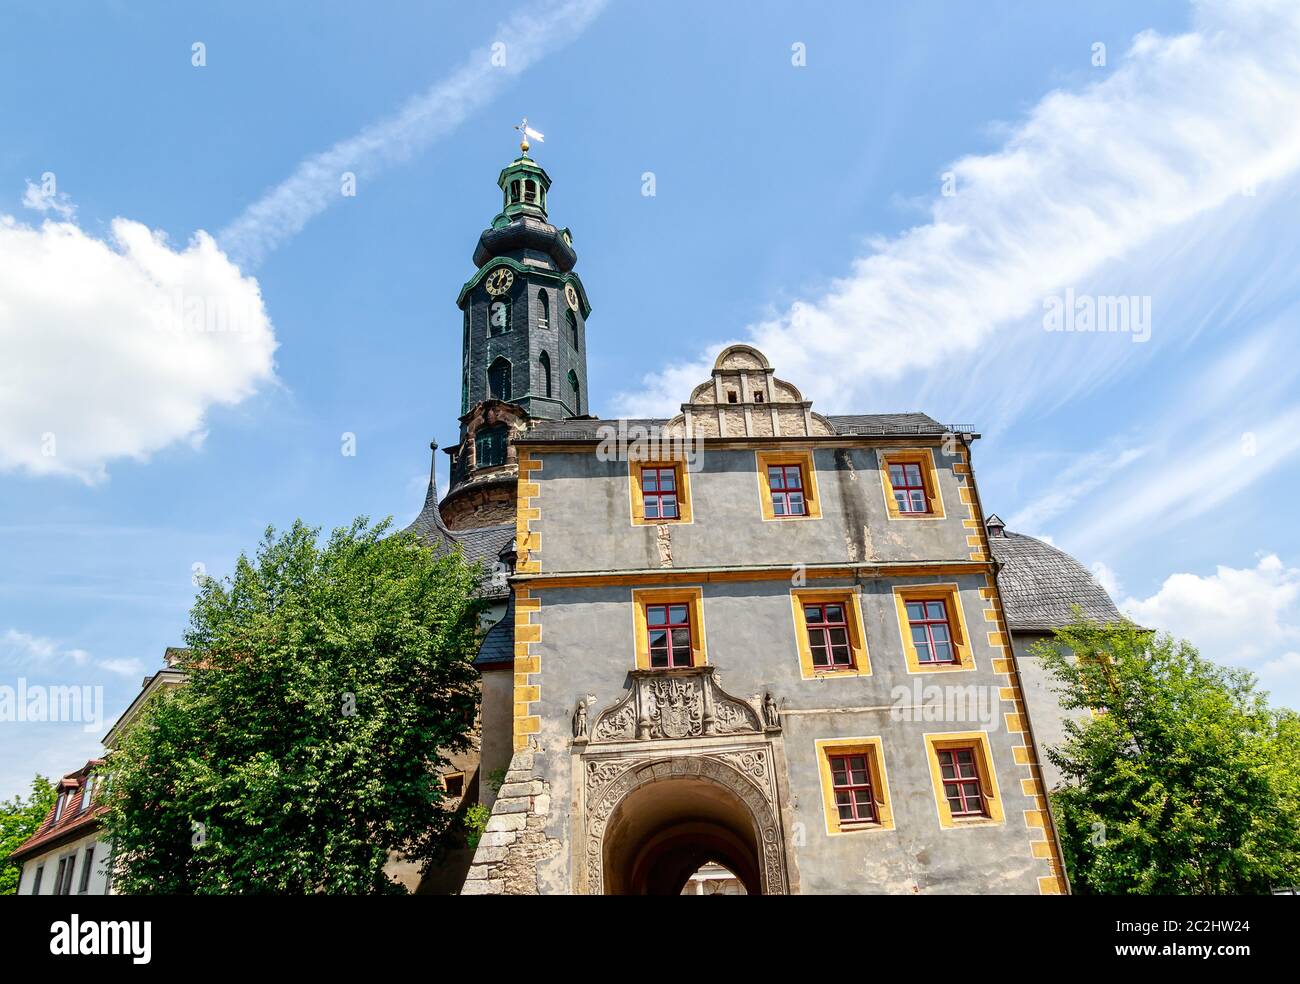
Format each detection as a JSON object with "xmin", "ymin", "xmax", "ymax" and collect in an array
[{"xmin": 460, "ymin": 748, "xmax": 561, "ymax": 895}]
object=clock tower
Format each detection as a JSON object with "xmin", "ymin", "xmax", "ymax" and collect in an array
[{"xmin": 439, "ymin": 135, "xmax": 593, "ymax": 529}]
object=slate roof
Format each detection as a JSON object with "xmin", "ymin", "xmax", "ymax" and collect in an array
[
  {"xmin": 518, "ymin": 413, "xmax": 959, "ymax": 441},
  {"xmin": 989, "ymin": 529, "xmax": 1122, "ymax": 631},
  {"xmin": 404, "ymin": 454, "xmax": 515, "ymax": 600},
  {"xmin": 475, "ymin": 593, "xmax": 515, "ymax": 668}
]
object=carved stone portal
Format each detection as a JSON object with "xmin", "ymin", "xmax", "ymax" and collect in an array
[{"xmin": 577, "ymin": 668, "xmax": 792, "ymax": 895}]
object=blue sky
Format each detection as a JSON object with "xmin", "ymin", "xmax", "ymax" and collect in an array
[{"xmin": 3, "ymin": 0, "xmax": 1300, "ymax": 798}]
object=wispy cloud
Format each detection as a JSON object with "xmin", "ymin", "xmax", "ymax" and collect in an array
[
  {"xmin": 218, "ymin": 0, "xmax": 609, "ymax": 268},
  {"xmin": 0, "ymin": 627, "xmax": 140, "ymax": 677},
  {"xmin": 1120, "ymin": 553, "xmax": 1300, "ymax": 708},
  {"xmin": 615, "ymin": 0, "xmax": 1300, "ymax": 418}
]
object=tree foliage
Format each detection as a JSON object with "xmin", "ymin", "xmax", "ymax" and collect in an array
[
  {"xmin": 1037, "ymin": 618, "xmax": 1300, "ymax": 894},
  {"xmin": 0, "ymin": 774, "xmax": 57, "ymax": 894},
  {"xmin": 102, "ymin": 518, "xmax": 485, "ymax": 894}
]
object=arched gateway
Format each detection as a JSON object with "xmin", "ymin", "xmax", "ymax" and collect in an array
[{"xmin": 573, "ymin": 667, "xmax": 794, "ymax": 895}]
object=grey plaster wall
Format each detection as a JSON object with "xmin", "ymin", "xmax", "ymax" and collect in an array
[
  {"xmin": 1011, "ymin": 632, "xmax": 1082, "ymax": 790},
  {"xmin": 525, "ymin": 576, "xmax": 1047, "ymax": 894},
  {"xmin": 532, "ymin": 445, "xmax": 972, "ymax": 573}
]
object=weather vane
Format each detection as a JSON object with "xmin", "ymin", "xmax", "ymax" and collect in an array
[{"xmin": 514, "ymin": 116, "xmax": 544, "ymax": 154}]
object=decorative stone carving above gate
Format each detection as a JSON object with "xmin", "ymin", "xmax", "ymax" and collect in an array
[{"xmin": 585, "ymin": 666, "xmax": 773, "ymax": 744}]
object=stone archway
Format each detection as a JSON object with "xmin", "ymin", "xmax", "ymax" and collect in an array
[{"xmin": 582, "ymin": 753, "xmax": 789, "ymax": 895}]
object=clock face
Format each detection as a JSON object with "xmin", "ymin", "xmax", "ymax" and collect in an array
[
  {"xmin": 564, "ymin": 282, "xmax": 580, "ymax": 311},
  {"xmin": 485, "ymin": 267, "xmax": 514, "ymax": 295},
  {"xmin": 489, "ymin": 300, "xmax": 509, "ymax": 328}
]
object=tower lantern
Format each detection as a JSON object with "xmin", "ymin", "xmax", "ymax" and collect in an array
[{"xmin": 437, "ymin": 125, "xmax": 593, "ymax": 529}]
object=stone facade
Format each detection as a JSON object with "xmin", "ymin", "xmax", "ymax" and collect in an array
[{"xmin": 465, "ymin": 345, "xmax": 1070, "ymax": 894}]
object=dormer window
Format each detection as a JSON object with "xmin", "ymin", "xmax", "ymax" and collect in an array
[
  {"xmin": 79, "ymin": 775, "xmax": 95, "ymax": 812},
  {"xmin": 52, "ymin": 791, "xmax": 67, "ymax": 824}
]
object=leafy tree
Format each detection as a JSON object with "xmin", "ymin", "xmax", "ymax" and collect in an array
[
  {"xmin": 0, "ymin": 775, "xmax": 57, "ymax": 894},
  {"xmin": 1037, "ymin": 618, "xmax": 1300, "ymax": 894},
  {"xmin": 103, "ymin": 518, "xmax": 485, "ymax": 894}
]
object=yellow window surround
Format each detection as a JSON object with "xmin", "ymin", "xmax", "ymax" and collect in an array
[
  {"xmin": 892, "ymin": 583, "xmax": 975, "ymax": 674},
  {"xmin": 879, "ymin": 448, "xmax": 946, "ymax": 520},
  {"xmin": 628, "ymin": 458, "xmax": 694, "ymax": 526},
  {"xmin": 631, "ymin": 586, "xmax": 707, "ymax": 669},
  {"xmin": 815, "ymin": 736, "xmax": 894, "ymax": 835},
  {"xmin": 790, "ymin": 588, "xmax": 871, "ymax": 679},
  {"xmin": 755, "ymin": 449, "xmax": 822, "ymax": 521},
  {"xmin": 923, "ymin": 731, "xmax": 1005, "ymax": 828}
]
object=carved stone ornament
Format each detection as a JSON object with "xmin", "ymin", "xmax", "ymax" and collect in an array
[{"xmin": 587, "ymin": 666, "xmax": 769, "ymax": 744}]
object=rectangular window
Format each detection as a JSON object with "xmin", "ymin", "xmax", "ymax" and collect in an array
[
  {"xmin": 52, "ymin": 792, "xmax": 65, "ymax": 824},
  {"xmin": 924, "ymin": 732, "xmax": 1005, "ymax": 828},
  {"xmin": 443, "ymin": 772, "xmax": 464, "ymax": 798},
  {"xmin": 888, "ymin": 461, "xmax": 928, "ymax": 513},
  {"xmin": 475, "ymin": 425, "xmax": 507, "ymax": 468},
  {"xmin": 641, "ymin": 466, "xmax": 679, "ymax": 520},
  {"xmin": 646, "ymin": 603, "xmax": 693, "ymax": 668},
  {"xmin": 906, "ymin": 598, "xmax": 957, "ymax": 664},
  {"xmin": 803, "ymin": 603, "xmax": 853, "ymax": 669},
  {"xmin": 630, "ymin": 460, "xmax": 692, "ymax": 525},
  {"xmin": 767, "ymin": 464, "xmax": 806, "ymax": 516},
  {"xmin": 80, "ymin": 776, "xmax": 94, "ymax": 812},
  {"xmin": 937, "ymin": 748, "xmax": 986, "ymax": 818},
  {"xmin": 879, "ymin": 450, "xmax": 945, "ymax": 520},
  {"xmin": 78, "ymin": 847, "xmax": 95, "ymax": 893},
  {"xmin": 894, "ymin": 584, "xmax": 973, "ymax": 673},
  {"xmin": 816, "ymin": 737, "xmax": 893, "ymax": 834},
  {"xmin": 31, "ymin": 865, "xmax": 43, "ymax": 895},
  {"xmin": 756, "ymin": 450, "xmax": 821, "ymax": 521},
  {"xmin": 829, "ymin": 753, "xmax": 877, "ymax": 823}
]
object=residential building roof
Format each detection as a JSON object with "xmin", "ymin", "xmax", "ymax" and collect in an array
[
  {"xmin": 988, "ymin": 526, "xmax": 1123, "ymax": 631},
  {"xmin": 9, "ymin": 759, "xmax": 107, "ymax": 862}
]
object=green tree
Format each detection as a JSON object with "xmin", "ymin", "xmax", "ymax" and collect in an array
[
  {"xmin": 1037, "ymin": 618, "xmax": 1300, "ymax": 894},
  {"xmin": 103, "ymin": 518, "xmax": 485, "ymax": 894},
  {"xmin": 0, "ymin": 775, "xmax": 57, "ymax": 894}
]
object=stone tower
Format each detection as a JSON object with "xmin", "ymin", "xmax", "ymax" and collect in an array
[{"xmin": 440, "ymin": 139, "xmax": 593, "ymax": 529}]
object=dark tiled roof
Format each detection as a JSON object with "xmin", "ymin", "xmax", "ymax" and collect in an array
[
  {"xmin": 475, "ymin": 594, "xmax": 515, "ymax": 668},
  {"xmin": 522, "ymin": 418, "xmax": 666, "ymax": 441},
  {"xmin": 826, "ymin": 412, "xmax": 953, "ymax": 435},
  {"xmin": 10, "ymin": 759, "xmax": 106, "ymax": 861},
  {"xmin": 403, "ymin": 448, "xmax": 515, "ymax": 599},
  {"xmin": 518, "ymin": 413, "xmax": 961, "ymax": 441},
  {"xmin": 989, "ymin": 530, "xmax": 1122, "ymax": 631}
]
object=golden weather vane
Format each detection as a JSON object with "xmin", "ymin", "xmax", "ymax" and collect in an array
[{"xmin": 514, "ymin": 116, "xmax": 545, "ymax": 154}]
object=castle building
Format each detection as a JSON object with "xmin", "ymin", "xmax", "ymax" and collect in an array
[{"xmin": 406, "ymin": 138, "xmax": 1121, "ymax": 894}]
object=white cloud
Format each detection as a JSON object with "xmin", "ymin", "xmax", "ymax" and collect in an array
[
  {"xmin": 0, "ymin": 628, "xmax": 139, "ymax": 677},
  {"xmin": 1121, "ymin": 554, "xmax": 1300, "ymax": 708},
  {"xmin": 1090, "ymin": 561, "xmax": 1121, "ymax": 598},
  {"xmin": 0, "ymin": 212, "xmax": 277, "ymax": 482},
  {"xmin": 218, "ymin": 0, "xmax": 609, "ymax": 268},
  {"xmin": 615, "ymin": 0, "xmax": 1300, "ymax": 417},
  {"xmin": 22, "ymin": 177, "xmax": 76, "ymax": 220}
]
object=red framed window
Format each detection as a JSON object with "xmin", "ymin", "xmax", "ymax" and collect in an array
[
  {"xmin": 768, "ymin": 464, "xmax": 807, "ymax": 516},
  {"xmin": 889, "ymin": 462, "xmax": 929, "ymax": 513},
  {"xmin": 829, "ymin": 753, "xmax": 877, "ymax": 823},
  {"xmin": 906, "ymin": 599, "xmax": 957, "ymax": 664},
  {"xmin": 646, "ymin": 603, "xmax": 693, "ymax": 668},
  {"xmin": 937, "ymin": 748, "xmax": 986, "ymax": 817},
  {"xmin": 641, "ymin": 466, "xmax": 679, "ymax": 520},
  {"xmin": 804, "ymin": 602, "xmax": 853, "ymax": 669}
]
